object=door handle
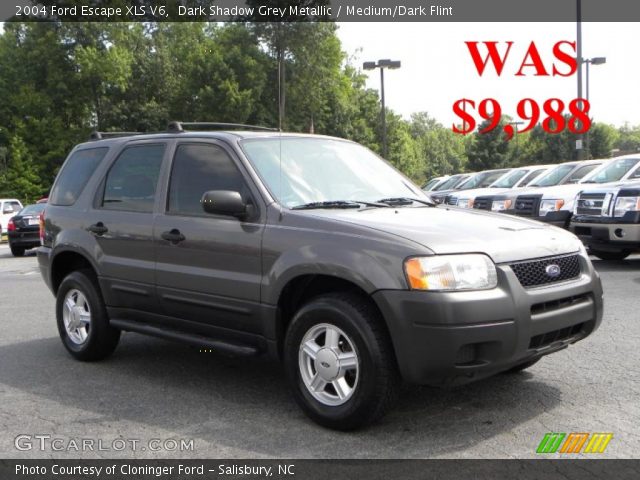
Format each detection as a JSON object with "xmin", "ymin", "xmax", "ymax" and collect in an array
[
  {"xmin": 161, "ymin": 229, "xmax": 185, "ymax": 244},
  {"xmin": 88, "ymin": 222, "xmax": 108, "ymax": 236}
]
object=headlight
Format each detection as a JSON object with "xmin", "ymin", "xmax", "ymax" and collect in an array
[
  {"xmin": 491, "ymin": 199, "xmax": 512, "ymax": 211},
  {"xmin": 404, "ymin": 254, "xmax": 498, "ymax": 291},
  {"xmin": 457, "ymin": 198, "xmax": 474, "ymax": 209},
  {"xmin": 613, "ymin": 196, "xmax": 640, "ymax": 217},
  {"xmin": 539, "ymin": 199, "xmax": 565, "ymax": 216}
]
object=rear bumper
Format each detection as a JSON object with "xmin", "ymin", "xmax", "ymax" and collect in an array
[
  {"xmin": 36, "ymin": 246, "xmax": 54, "ymax": 293},
  {"xmin": 570, "ymin": 220, "xmax": 640, "ymax": 251},
  {"xmin": 8, "ymin": 230, "xmax": 40, "ymax": 248},
  {"xmin": 372, "ymin": 253, "xmax": 603, "ymax": 386}
]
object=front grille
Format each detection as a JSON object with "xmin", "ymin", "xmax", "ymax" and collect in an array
[
  {"xmin": 473, "ymin": 197, "xmax": 491, "ymax": 211},
  {"xmin": 576, "ymin": 192, "xmax": 607, "ymax": 216},
  {"xmin": 529, "ymin": 322, "xmax": 585, "ymax": 349},
  {"xmin": 447, "ymin": 195, "xmax": 458, "ymax": 206},
  {"xmin": 514, "ymin": 194, "xmax": 542, "ymax": 216},
  {"xmin": 509, "ymin": 254, "xmax": 581, "ymax": 288}
]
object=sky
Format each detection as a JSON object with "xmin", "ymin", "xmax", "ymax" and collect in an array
[{"xmin": 337, "ymin": 22, "xmax": 640, "ymax": 129}]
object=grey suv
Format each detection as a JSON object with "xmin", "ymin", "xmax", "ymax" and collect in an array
[{"xmin": 38, "ymin": 123, "xmax": 604, "ymax": 430}]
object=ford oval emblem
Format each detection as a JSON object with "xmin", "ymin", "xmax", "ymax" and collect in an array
[{"xmin": 545, "ymin": 264, "xmax": 561, "ymax": 278}]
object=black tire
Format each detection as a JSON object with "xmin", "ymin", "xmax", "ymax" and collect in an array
[
  {"xmin": 56, "ymin": 269, "xmax": 120, "ymax": 361},
  {"xmin": 10, "ymin": 245, "xmax": 25, "ymax": 257},
  {"xmin": 503, "ymin": 357, "xmax": 540, "ymax": 374},
  {"xmin": 284, "ymin": 293, "xmax": 399, "ymax": 430},
  {"xmin": 590, "ymin": 249, "xmax": 632, "ymax": 261}
]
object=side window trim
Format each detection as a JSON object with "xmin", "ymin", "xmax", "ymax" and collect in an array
[{"xmin": 164, "ymin": 140, "xmax": 261, "ymax": 220}]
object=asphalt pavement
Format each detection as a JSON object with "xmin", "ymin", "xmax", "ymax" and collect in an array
[{"xmin": 0, "ymin": 242, "xmax": 638, "ymax": 459}]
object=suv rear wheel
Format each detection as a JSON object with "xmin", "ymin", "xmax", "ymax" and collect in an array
[
  {"xmin": 590, "ymin": 249, "xmax": 632, "ymax": 261},
  {"xmin": 284, "ymin": 293, "xmax": 399, "ymax": 430},
  {"xmin": 56, "ymin": 269, "xmax": 120, "ymax": 361},
  {"xmin": 10, "ymin": 246, "xmax": 25, "ymax": 257}
]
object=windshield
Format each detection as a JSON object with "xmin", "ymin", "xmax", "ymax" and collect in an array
[
  {"xmin": 581, "ymin": 157, "xmax": 640, "ymax": 184},
  {"xmin": 490, "ymin": 169, "xmax": 528, "ymax": 188},
  {"xmin": 529, "ymin": 164, "xmax": 575, "ymax": 187},
  {"xmin": 241, "ymin": 137, "xmax": 424, "ymax": 208},
  {"xmin": 520, "ymin": 168, "xmax": 548, "ymax": 186},
  {"xmin": 433, "ymin": 174, "xmax": 467, "ymax": 191},
  {"xmin": 18, "ymin": 203, "xmax": 46, "ymax": 216},
  {"xmin": 422, "ymin": 178, "xmax": 441, "ymax": 191},
  {"xmin": 460, "ymin": 170, "xmax": 508, "ymax": 190},
  {"xmin": 564, "ymin": 164, "xmax": 599, "ymax": 184}
]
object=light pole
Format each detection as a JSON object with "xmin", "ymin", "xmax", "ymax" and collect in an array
[
  {"xmin": 509, "ymin": 121, "xmax": 524, "ymax": 163},
  {"xmin": 363, "ymin": 59, "xmax": 401, "ymax": 158},
  {"xmin": 576, "ymin": 0, "xmax": 583, "ymax": 158},
  {"xmin": 583, "ymin": 56, "xmax": 606, "ymax": 158}
]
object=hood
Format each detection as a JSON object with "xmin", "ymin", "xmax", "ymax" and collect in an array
[{"xmin": 302, "ymin": 206, "xmax": 583, "ymax": 264}]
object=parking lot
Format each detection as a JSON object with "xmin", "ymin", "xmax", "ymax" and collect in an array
[{"xmin": 0, "ymin": 242, "xmax": 638, "ymax": 459}]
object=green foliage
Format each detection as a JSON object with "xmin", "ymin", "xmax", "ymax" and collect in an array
[
  {"xmin": 588, "ymin": 123, "xmax": 617, "ymax": 159},
  {"xmin": 409, "ymin": 112, "xmax": 466, "ymax": 181},
  {"xmin": 0, "ymin": 134, "xmax": 43, "ymax": 203},
  {"xmin": 466, "ymin": 117, "xmax": 511, "ymax": 171}
]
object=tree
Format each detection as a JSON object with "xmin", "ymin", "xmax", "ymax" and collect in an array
[
  {"xmin": 0, "ymin": 134, "xmax": 43, "ymax": 203},
  {"xmin": 588, "ymin": 123, "xmax": 617, "ymax": 159},
  {"xmin": 466, "ymin": 117, "xmax": 511, "ymax": 171},
  {"xmin": 409, "ymin": 112, "xmax": 467, "ymax": 180},
  {"xmin": 615, "ymin": 123, "xmax": 640, "ymax": 154},
  {"xmin": 245, "ymin": 1, "xmax": 332, "ymax": 129},
  {"xmin": 383, "ymin": 113, "xmax": 421, "ymax": 181}
]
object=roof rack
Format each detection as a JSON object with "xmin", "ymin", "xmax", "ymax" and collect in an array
[
  {"xmin": 167, "ymin": 121, "xmax": 279, "ymax": 133},
  {"xmin": 89, "ymin": 131, "xmax": 143, "ymax": 140}
]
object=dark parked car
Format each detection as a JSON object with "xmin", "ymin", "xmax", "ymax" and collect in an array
[
  {"xmin": 7, "ymin": 202, "xmax": 46, "ymax": 256},
  {"xmin": 38, "ymin": 123, "xmax": 603, "ymax": 430}
]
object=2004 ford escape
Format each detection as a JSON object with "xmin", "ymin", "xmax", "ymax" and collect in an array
[{"xmin": 38, "ymin": 123, "xmax": 603, "ymax": 430}]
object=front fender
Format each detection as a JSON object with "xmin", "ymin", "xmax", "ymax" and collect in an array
[{"xmin": 262, "ymin": 242, "xmax": 409, "ymax": 306}]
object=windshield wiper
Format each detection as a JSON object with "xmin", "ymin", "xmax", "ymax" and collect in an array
[
  {"xmin": 376, "ymin": 197, "xmax": 436, "ymax": 207},
  {"xmin": 292, "ymin": 200, "xmax": 389, "ymax": 210}
]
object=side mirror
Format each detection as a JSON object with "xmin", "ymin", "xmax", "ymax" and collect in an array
[{"xmin": 201, "ymin": 190, "xmax": 248, "ymax": 219}]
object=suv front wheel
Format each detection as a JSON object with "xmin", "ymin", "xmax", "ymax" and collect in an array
[
  {"xmin": 284, "ymin": 293, "xmax": 399, "ymax": 430},
  {"xmin": 56, "ymin": 269, "xmax": 120, "ymax": 361}
]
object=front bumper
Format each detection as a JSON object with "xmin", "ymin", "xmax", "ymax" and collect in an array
[
  {"xmin": 571, "ymin": 217, "xmax": 640, "ymax": 251},
  {"xmin": 372, "ymin": 254, "xmax": 603, "ymax": 386}
]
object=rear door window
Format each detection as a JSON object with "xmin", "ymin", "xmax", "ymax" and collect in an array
[{"xmin": 49, "ymin": 148, "xmax": 108, "ymax": 206}]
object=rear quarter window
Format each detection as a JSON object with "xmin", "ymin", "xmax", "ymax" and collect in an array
[{"xmin": 49, "ymin": 148, "xmax": 109, "ymax": 206}]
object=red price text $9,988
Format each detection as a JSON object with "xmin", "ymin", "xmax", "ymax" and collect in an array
[{"xmin": 452, "ymin": 97, "xmax": 591, "ymax": 141}]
